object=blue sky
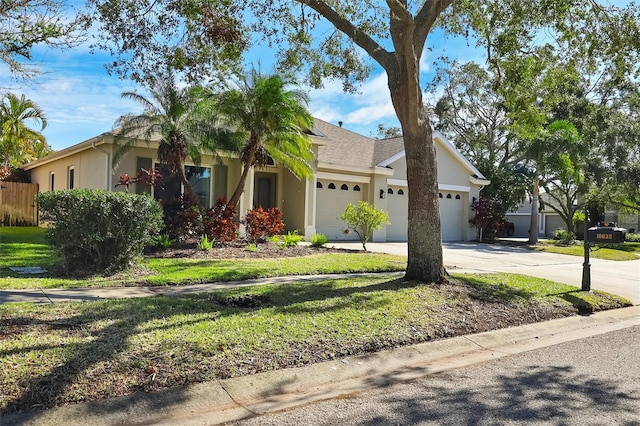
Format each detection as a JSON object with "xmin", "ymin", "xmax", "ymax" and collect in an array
[{"xmin": 0, "ymin": 18, "xmax": 482, "ymax": 152}]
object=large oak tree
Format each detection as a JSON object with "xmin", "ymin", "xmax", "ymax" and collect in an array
[{"xmin": 89, "ymin": 0, "xmax": 640, "ymax": 283}]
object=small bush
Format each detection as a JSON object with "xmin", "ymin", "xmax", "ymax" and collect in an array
[
  {"xmin": 625, "ymin": 232, "xmax": 640, "ymax": 242},
  {"xmin": 245, "ymin": 243, "xmax": 258, "ymax": 252},
  {"xmin": 156, "ymin": 234, "xmax": 173, "ymax": 249},
  {"xmin": 553, "ymin": 228, "xmax": 575, "ymax": 246},
  {"xmin": 242, "ymin": 206, "xmax": 285, "ymax": 242},
  {"xmin": 161, "ymin": 192, "xmax": 202, "ymax": 240},
  {"xmin": 310, "ymin": 233, "xmax": 328, "ymax": 247},
  {"xmin": 197, "ymin": 234, "xmax": 214, "ymax": 251},
  {"xmin": 340, "ymin": 201, "xmax": 389, "ymax": 251},
  {"xmin": 37, "ymin": 189, "xmax": 163, "ymax": 274},
  {"xmin": 271, "ymin": 230, "xmax": 304, "ymax": 248},
  {"xmin": 202, "ymin": 198, "xmax": 238, "ymax": 243}
]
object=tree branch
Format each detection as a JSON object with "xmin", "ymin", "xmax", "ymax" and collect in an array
[
  {"xmin": 298, "ymin": 0, "xmax": 394, "ymax": 70},
  {"xmin": 414, "ymin": 0, "xmax": 454, "ymax": 54}
]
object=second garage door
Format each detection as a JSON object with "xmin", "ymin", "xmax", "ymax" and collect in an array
[{"xmin": 386, "ymin": 187, "xmax": 465, "ymax": 241}]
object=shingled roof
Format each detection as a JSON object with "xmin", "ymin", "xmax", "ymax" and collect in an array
[{"xmin": 311, "ymin": 118, "xmax": 408, "ymax": 169}]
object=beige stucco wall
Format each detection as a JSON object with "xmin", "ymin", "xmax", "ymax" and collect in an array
[
  {"xmin": 29, "ymin": 149, "xmax": 109, "ymax": 191},
  {"xmin": 281, "ymin": 169, "xmax": 307, "ymax": 233},
  {"xmin": 434, "ymin": 143, "xmax": 470, "ymax": 187}
]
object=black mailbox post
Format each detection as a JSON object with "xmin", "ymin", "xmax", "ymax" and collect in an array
[
  {"xmin": 582, "ymin": 222, "xmax": 627, "ymax": 291},
  {"xmin": 587, "ymin": 226, "xmax": 627, "ymax": 244}
]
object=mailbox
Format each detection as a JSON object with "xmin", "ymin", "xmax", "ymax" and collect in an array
[{"xmin": 587, "ymin": 226, "xmax": 627, "ymax": 244}]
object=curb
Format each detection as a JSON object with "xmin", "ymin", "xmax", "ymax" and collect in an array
[{"xmin": 4, "ymin": 305, "xmax": 639, "ymax": 426}]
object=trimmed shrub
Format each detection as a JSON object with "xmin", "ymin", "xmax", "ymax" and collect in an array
[
  {"xmin": 553, "ymin": 228, "xmax": 575, "ymax": 246},
  {"xmin": 309, "ymin": 233, "xmax": 329, "ymax": 247},
  {"xmin": 270, "ymin": 230, "xmax": 304, "ymax": 248},
  {"xmin": 625, "ymin": 232, "xmax": 640, "ymax": 242},
  {"xmin": 340, "ymin": 201, "xmax": 390, "ymax": 251},
  {"xmin": 202, "ymin": 198, "xmax": 238, "ymax": 243},
  {"xmin": 37, "ymin": 189, "xmax": 163, "ymax": 274},
  {"xmin": 242, "ymin": 206, "xmax": 285, "ymax": 242}
]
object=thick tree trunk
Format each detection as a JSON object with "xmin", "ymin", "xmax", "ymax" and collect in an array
[
  {"xmin": 388, "ymin": 72, "xmax": 444, "ymax": 283},
  {"xmin": 529, "ymin": 178, "xmax": 539, "ymax": 244}
]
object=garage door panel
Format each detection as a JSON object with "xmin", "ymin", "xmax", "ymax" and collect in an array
[
  {"xmin": 386, "ymin": 188, "xmax": 464, "ymax": 242},
  {"xmin": 316, "ymin": 180, "xmax": 364, "ymax": 241}
]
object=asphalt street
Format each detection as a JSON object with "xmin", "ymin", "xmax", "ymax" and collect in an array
[{"xmin": 230, "ymin": 325, "xmax": 640, "ymax": 425}]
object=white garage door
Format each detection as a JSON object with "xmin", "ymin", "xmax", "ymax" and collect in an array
[
  {"xmin": 316, "ymin": 180, "xmax": 364, "ymax": 240},
  {"xmin": 387, "ymin": 186, "xmax": 408, "ymax": 241},
  {"xmin": 439, "ymin": 191, "xmax": 464, "ymax": 241},
  {"xmin": 386, "ymin": 188, "xmax": 464, "ymax": 242}
]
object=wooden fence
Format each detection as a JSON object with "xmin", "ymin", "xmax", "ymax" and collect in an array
[{"xmin": 0, "ymin": 182, "xmax": 39, "ymax": 226}]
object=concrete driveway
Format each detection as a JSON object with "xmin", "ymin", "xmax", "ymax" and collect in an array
[{"xmin": 329, "ymin": 241, "xmax": 640, "ymax": 305}]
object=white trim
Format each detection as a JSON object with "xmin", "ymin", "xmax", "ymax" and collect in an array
[
  {"xmin": 317, "ymin": 161, "xmax": 379, "ymax": 175},
  {"xmin": 470, "ymin": 176, "xmax": 491, "ymax": 186},
  {"xmin": 378, "ymin": 151, "xmax": 405, "ymax": 168},
  {"xmin": 316, "ymin": 171, "xmax": 371, "ymax": 184},
  {"xmin": 439, "ymin": 184, "xmax": 470, "ymax": 193},
  {"xmin": 67, "ymin": 166, "xmax": 75, "ymax": 189},
  {"xmin": 387, "ymin": 179, "xmax": 408, "ymax": 187},
  {"xmin": 386, "ymin": 180, "xmax": 470, "ymax": 193},
  {"xmin": 505, "ymin": 212, "xmax": 534, "ymax": 216}
]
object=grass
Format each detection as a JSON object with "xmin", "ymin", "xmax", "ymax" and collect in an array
[
  {"xmin": 536, "ymin": 241, "xmax": 640, "ymax": 261},
  {"xmin": 0, "ymin": 273, "xmax": 631, "ymax": 415},
  {"xmin": 0, "ymin": 227, "xmax": 406, "ymax": 289}
]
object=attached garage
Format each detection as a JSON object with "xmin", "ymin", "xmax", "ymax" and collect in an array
[
  {"xmin": 386, "ymin": 187, "xmax": 465, "ymax": 242},
  {"xmin": 315, "ymin": 179, "xmax": 365, "ymax": 240},
  {"xmin": 386, "ymin": 186, "xmax": 408, "ymax": 241},
  {"xmin": 439, "ymin": 191, "xmax": 465, "ymax": 241}
]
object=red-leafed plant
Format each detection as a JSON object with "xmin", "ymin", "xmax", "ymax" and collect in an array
[
  {"xmin": 242, "ymin": 206, "xmax": 285, "ymax": 242},
  {"xmin": 202, "ymin": 197, "xmax": 238, "ymax": 243}
]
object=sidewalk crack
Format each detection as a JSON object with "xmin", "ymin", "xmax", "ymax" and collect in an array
[{"xmin": 218, "ymin": 380, "xmax": 259, "ymax": 416}]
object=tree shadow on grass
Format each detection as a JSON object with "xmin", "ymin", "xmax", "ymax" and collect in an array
[{"xmin": 0, "ymin": 276, "xmax": 410, "ymax": 419}]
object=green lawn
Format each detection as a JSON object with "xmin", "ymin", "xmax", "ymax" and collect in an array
[
  {"xmin": 0, "ymin": 227, "xmax": 407, "ymax": 289},
  {"xmin": 535, "ymin": 241, "xmax": 640, "ymax": 261},
  {"xmin": 0, "ymin": 272, "xmax": 630, "ymax": 415}
]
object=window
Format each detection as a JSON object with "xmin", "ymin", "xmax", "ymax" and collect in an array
[
  {"xmin": 455, "ymin": 194, "xmax": 461, "ymax": 200},
  {"xmin": 353, "ymin": 185, "xmax": 361, "ymax": 192},
  {"xmin": 398, "ymin": 189, "xmax": 404, "ymax": 195},
  {"xmin": 328, "ymin": 183, "xmax": 336, "ymax": 189},
  {"xmin": 340, "ymin": 184, "xmax": 349, "ymax": 190},
  {"xmin": 446, "ymin": 194, "xmax": 452, "ymax": 199},
  {"xmin": 185, "ymin": 165, "xmax": 211, "ymax": 207},
  {"xmin": 67, "ymin": 167, "xmax": 75, "ymax": 189},
  {"xmin": 49, "ymin": 172, "xmax": 55, "ymax": 191},
  {"xmin": 438, "ymin": 193, "xmax": 443, "ymax": 198},
  {"xmin": 316, "ymin": 182, "xmax": 323, "ymax": 189},
  {"xmin": 387, "ymin": 188, "xmax": 394, "ymax": 194}
]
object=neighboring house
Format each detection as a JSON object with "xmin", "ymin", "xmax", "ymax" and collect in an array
[
  {"xmin": 604, "ymin": 208, "xmax": 639, "ymax": 234},
  {"xmin": 22, "ymin": 118, "xmax": 490, "ymax": 242},
  {"xmin": 505, "ymin": 192, "xmax": 565, "ymax": 239}
]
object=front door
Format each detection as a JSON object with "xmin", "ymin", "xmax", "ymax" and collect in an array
[{"xmin": 254, "ymin": 172, "xmax": 277, "ymax": 209}]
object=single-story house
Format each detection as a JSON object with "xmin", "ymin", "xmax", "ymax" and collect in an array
[
  {"xmin": 505, "ymin": 193, "xmax": 565, "ymax": 239},
  {"xmin": 22, "ymin": 118, "xmax": 490, "ymax": 242}
]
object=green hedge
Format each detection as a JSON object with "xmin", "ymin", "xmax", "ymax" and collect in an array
[{"xmin": 37, "ymin": 189, "xmax": 163, "ymax": 274}]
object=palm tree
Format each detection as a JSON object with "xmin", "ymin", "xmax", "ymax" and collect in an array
[
  {"xmin": 212, "ymin": 71, "xmax": 315, "ymax": 209},
  {"xmin": 114, "ymin": 71, "xmax": 237, "ymax": 200},
  {"xmin": 0, "ymin": 93, "xmax": 49, "ymax": 168}
]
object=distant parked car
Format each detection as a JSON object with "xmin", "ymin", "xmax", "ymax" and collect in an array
[{"xmin": 497, "ymin": 220, "xmax": 515, "ymax": 237}]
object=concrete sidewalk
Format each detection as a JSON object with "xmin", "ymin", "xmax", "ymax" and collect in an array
[{"xmin": 4, "ymin": 305, "xmax": 639, "ymax": 426}]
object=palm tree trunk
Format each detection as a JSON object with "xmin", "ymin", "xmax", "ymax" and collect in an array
[
  {"xmin": 529, "ymin": 178, "xmax": 540, "ymax": 244},
  {"xmin": 227, "ymin": 142, "xmax": 258, "ymax": 209}
]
